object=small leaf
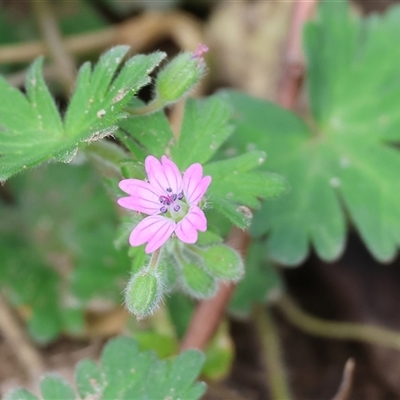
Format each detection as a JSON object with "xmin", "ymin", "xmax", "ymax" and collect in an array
[
  {"xmin": 200, "ymin": 244, "xmax": 244, "ymax": 282},
  {"xmin": 40, "ymin": 374, "xmax": 76, "ymax": 400}
]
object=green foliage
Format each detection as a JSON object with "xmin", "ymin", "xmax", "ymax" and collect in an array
[
  {"xmin": 5, "ymin": 337, "xmax": 206, "ymax": 400},
  {"xmin": 0, "ymin": 47, "xmax": 165, "ymax": 181},
  {"xmin": 224, "ymin": 1, "xmax": 400, "ymax": 265},
  {"xmin": 170, "ymin": 94, "xmax": 233, "ymax": 169},
  {"xmin": 0, "ymin": 162, "xmax": 130, "ymax": 342}
]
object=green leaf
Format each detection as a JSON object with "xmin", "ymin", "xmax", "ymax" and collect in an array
[
  {"xmin": 0, "ymin": 162, "xmax": 131, "ymax": 342},
  {"xmin": 0, "ymin": 47, "xmax": 165, "ymax": 180},
  {"xmin": 4, "ymin": 389, "xmax": 39, "ymax": 400},
  {"xmin": 224, "ymin": 1, "xmax": 400, "ymax": 264},
  {"xmin": 171, "ymin": 93, "xmax": 233, "ymax": 169},
  {"xmin": 6, "ymin": 336, "xmax": 206, "ymax": 400},
  {"xmin": 75, "ymin": 359, "xmax": 104, "ymax": 398},
  {"xmin": 204, "ymin": 151, "xmax": 287, "ymax": 229},
  {"xmin": 40, "ymin": 375, "xmax": 76, "ymax": 400}
]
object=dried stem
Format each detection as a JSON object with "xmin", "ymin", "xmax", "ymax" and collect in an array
[
  {"xmin": 180, "ymin": 227, "xmax": 250, "ymax": 351},
  {"xmin": 253, "ymin": 304, "xmax": 293, "ymax": 400},
  {"xmin": 0, "ymin": 11, "xmax": 202, "ymax": 65},
  {"xmin": 0, "ymin": 294, "xmax": 46, "ymax": 381},
  {"xmin": 31, "ymin": 0, "xmax": 76, "ymax": 91},
  {"xmin": 332, "ymin": 359, "xmax": 356, "ymax": 400},
  {"xmin": 277, "ymin": 0, "xmax": 318, "ymax": 109},
  {"xmin": 276, "ymin": 293, "xmax": 400, "ymax": 351}
]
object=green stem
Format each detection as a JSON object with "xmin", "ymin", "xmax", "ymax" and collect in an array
[
  {"xmin": 253, "ymin": 304, "xmax": 293, "ymax": 400},
  {"xmin": 125, "ymin": 98, "xmax": 166, "ymax": 116},
  {"xmin": 84, "ymin": 140, "xmax": 127, "ymax": 177},
  {"xmin": 276, "ymin": 293, "xmax": 400, "ymax": 351}
]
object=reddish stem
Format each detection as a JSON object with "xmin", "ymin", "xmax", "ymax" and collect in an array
[
  {"xmin": 180, "ymin": 228, "xmax": 250, "ymax": 351},
  {"xmin": 277, "ymin": 0, "xmax": 318, "ymax": 109}
]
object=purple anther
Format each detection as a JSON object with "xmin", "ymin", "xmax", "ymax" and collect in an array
[
  {"xmin": 178, "ymin": 193, "xmax": 184, "ymax": 200},
  {"xmin": 160, "ymin": 206, "xmax": 168, "ymax": 213},
  {"xmin": 174, "ymin": 205, "xmax": 180, "ymax": 212}
]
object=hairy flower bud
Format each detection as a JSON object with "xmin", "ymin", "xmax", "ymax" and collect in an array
[
  {"xmin": 124, "ymin": 269, "xmax": 163, "ymax": 319},
  {"xmin": 155, "ymin": 44, "xmax": 208, "ymax": 104}
]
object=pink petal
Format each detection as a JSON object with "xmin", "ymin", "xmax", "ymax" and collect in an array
[
  {"xmin": 118, "ymin": 179, "xmax": 161, "ymax": 214},
  {"xmin": 175, "ymin": 206, "xmax": 207, "ymax": 243},
  {"xmin": 182, "ymin": 163, "xmax": 212, "ymax": 205},
  {"xmin": 145, "ymin": 155, "xmax": 182, "ymax": 195},
  {"xmin": 129, "ymin": 215, "xmax": 176, "ymax": 253}
]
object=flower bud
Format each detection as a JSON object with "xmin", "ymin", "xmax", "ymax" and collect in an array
[
  {"xmin": 155, "ymin": 44, "xmax": 208, "ymax": 104},
  {"xmin": 201, "ymin": 245, "xmax": 244, "ymax": 282},
  {"xmin": 181, "ymin": 262, "xmax": 217, "ymax": 299},
  {"xmin": 124, "ymin": 269, "xmax": 163, "ymax": 319}
]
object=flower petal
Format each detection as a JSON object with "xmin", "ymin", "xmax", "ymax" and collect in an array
[
  {"xmin": 183, "ymin": 163, "xmax": 212, "ymax": 205},
  {"xmin": 129, "ymin": 215, "xmax": 176, "ymax": 253},
  {"xmin": 145, "ymin": 155, "xmax": 182, "ymax": 195},
  {"xmin": 175, "ymin": 206, "xmax": 207, "ymax": 243},
  {"xmin": 118, "ymin": 179, "xmax": 161, "ymax": 214}
]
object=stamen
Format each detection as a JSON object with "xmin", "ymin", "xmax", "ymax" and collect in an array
[
  {"xmin": 178, "ymin": 193, "xmax": 184, "ymax": 200},
  {"xmin": 174, "ymin": 205, "xmax": 180, "ymax": 212},
  {"xmin": 172, "ymin": 194, "xmax": 177, "ymax": 201},
  {"xmin": 166, "ymin": 188, "xmax": 172, "ymax": 193},
  {"xmin": 160, "ymin": 206, "xmax": 168, "ymax": 213}
]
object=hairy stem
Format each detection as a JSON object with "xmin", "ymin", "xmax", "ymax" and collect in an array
[
  {"xmin": 277, "ymin": 0, "xmax": 317, "ymax": 109},
  {"xmin": 253, "ymin": 304, "xmax": 293, "ymax": 400},
  {"xmin": 276, "ymin": 293, "xmax": 400, "ymax": 351},
  {"xmin": 84, "ymin": 140, "xmax": 127, "ymax": 178},
  {"xmin": 180, "ymin": 227, "xmax": 250, "ymax": 351},
  {"xmin": 31, "ymin": 0, "xmax": 76, "ymax": 91},
  {"xmin": 149, "ymin": 247, "xmax": 162, "ymax": 270},
  {"xmin": 0, "ymin": 11, "xmax": 202, "ymax": 65}
]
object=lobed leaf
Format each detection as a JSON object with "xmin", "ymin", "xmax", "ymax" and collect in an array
[
  {"xmin": 171, "ymin": 93, "xmax": 234, "ymax": 169},
  {"xmin": 224, "ymin": 1, "xmax": 400, "ymax": 264},
  {"xmin": 6, "ymin": 336, "xmax": 206, "ymax": 400},
  {"xmin": 0, "ymin": 47, "xmax": 166, "ymax": 181}
]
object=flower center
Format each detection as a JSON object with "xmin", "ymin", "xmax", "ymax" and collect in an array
[{"xmin": 159, "ymin": 188, "xmax": 187, "ymax": 220}]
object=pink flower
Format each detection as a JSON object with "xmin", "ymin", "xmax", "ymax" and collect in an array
[{"xmin": 118, "ymin": 155, "xmax": 212, "ymax": 253}]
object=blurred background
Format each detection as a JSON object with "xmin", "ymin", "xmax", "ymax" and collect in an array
[{"xmin": 2, "ymin": 0, "xmax": 400, "ymax": 399}]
